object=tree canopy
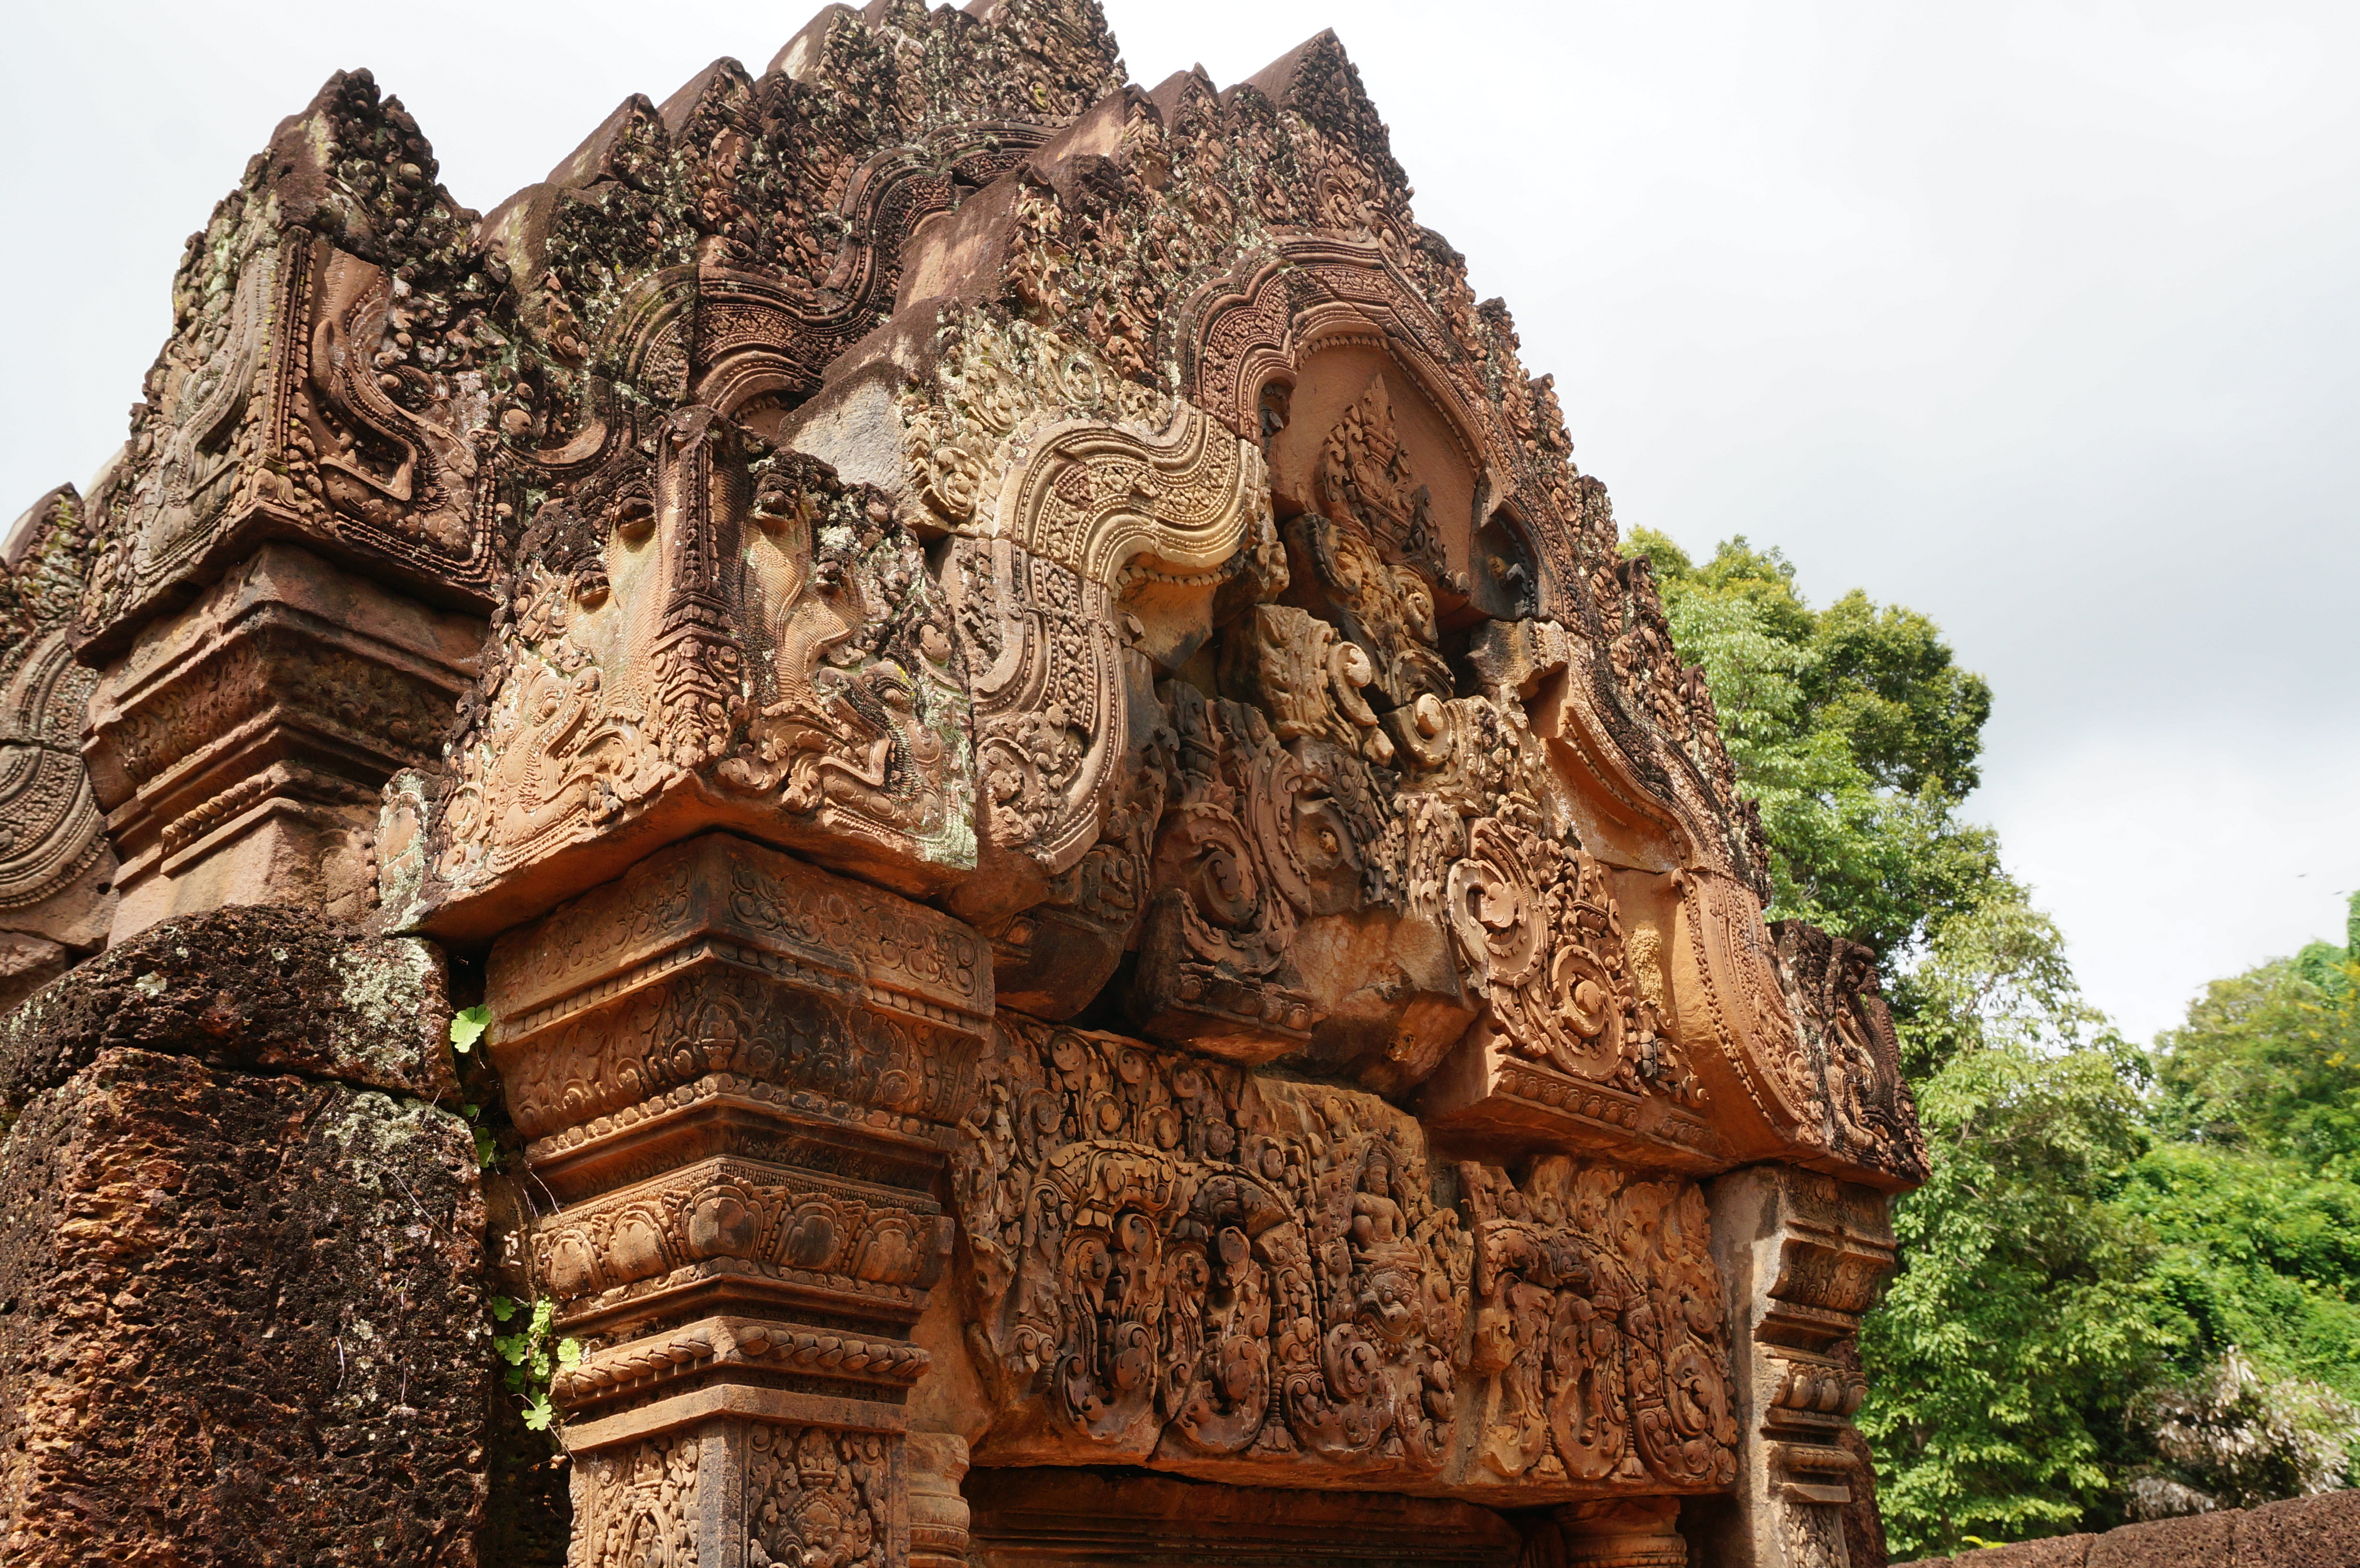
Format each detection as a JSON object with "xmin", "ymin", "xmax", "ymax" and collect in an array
[{"xmin": 1630, "ymin": 530, "xmax": 2360, "ymax": 1556}]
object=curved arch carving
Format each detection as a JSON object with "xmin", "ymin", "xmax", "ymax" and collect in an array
[
  {"xmin": 1173, "ymin": 236, "xmax": 1510, "ymax": 481},
  {"xmin": 0, "ymin": 626, "xmax": 108, "ymax": 912},
  {"xmin": 991, "ymin": 406, "xmax": 1268, "ymax": 588}
]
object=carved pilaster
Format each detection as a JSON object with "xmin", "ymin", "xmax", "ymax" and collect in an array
[
  {"xmin": 81, "ymin": 541, "xmax": 480, "ymax": 941},
  {"xmin": 1692, "ymin": 1164, "xmax": 1897, "ymax": 1568},
  {"xmin": 905, "ymin": 1432, "xmax": 971, "ymax": 1568},
  {"xmin": 484, "ymin": 832, "xmax": 990, "ymax": 1568},
  {"xmin": 1549, "ymin": 1499, "xmax": 1690, "ymax": 1568}
]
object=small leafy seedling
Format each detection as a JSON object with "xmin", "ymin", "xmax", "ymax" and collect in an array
[
  {"xmin": 449, "ymin": 1004, "xmax": 490, "ymax": 1054},
  {"xmin": 490, "ymin": 1295, "xmax": 582, "ymax": 1432}
]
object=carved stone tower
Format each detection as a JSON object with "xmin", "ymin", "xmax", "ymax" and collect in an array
[{"xmin": 0, "ymin": 4, "xmax": 1927, "ymax": 1565}]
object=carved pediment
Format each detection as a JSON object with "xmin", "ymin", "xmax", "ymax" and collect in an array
[{"xmin": 77, "ymin": 73, "xmax": 500, "ymax": 658}]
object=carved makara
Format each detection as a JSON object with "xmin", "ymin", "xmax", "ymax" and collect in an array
[{"xmin": 1772, "ymin": 921, "xmax": 1930, "ymax": 1188}]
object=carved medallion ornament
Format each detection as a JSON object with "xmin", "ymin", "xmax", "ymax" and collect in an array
[{"xmin": 0, "ymin": 489, "xmax": 119, "ymax": 1003}]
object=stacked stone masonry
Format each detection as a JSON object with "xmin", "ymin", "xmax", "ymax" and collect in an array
[
  {"xmin": 1895, "ymin": 1489, "xmax": 2360, "ymax": 1568},
  {"xmin": 0, "ymin": 1, "xmax": 1989, "ymax": 1563}
]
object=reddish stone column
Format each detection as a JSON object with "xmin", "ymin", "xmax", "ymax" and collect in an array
[{"xmin": 480, "ymin": 833, "xmax": 989, "ymax": 1566}]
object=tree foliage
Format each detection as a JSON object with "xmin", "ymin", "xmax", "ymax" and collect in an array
[
  {"xmin": 1627, "ymin": 529, "xmax": 1999, "ymax": 958},
  {"xmin": 1635, "ymin": 533, "xmax": 2360, "ymax": 1556}
]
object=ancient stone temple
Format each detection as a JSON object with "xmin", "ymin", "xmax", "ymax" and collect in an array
[{"xmin": 0, "ymin": 3, "xmax": 1929, "ymax": 1564}]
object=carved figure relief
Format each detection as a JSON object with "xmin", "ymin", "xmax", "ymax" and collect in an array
[
  {"xmin": 417, "ymin": 416, "xmax": 974, "ymax": 933},
  {"xmin": 1128, "ymin": 683, "xmax": 1319, "ymax": 1059},
  {"xmin": 746, "ymin": 1425, "xmax": 893, "ymax": 1568},
  {"xmin": 1288, "ymin": 373, "xmax": 1453, "ymax": 710},
  {"xmin": 955, "ymin": 1017, "xmax": 1466, "ymax": 1486},
  {"xmin": 1458, "ymin": 1160, "xmax": 1737, "ymax": 1495}
]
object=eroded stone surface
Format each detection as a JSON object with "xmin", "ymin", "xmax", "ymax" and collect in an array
[
  {"xmin": 0, "ymin": 905, "xmax": 483, "ymax": 1564},
  {"xmin": 0, "ymin": 1051, "xmax": 482, "ymax": 1563},
  {"xmin": 0, "ymin": 902, "xmax": 456, "ymax": 1106}
]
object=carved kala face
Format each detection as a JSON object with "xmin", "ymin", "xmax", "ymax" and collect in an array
[{"xmin": 1349, "ymin": 1260, "xmax": 1417, "ymax": 1343}]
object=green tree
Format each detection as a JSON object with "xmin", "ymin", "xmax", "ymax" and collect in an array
[
  {"xmin": 1856, "ymin": 894, "xmax": 2171, "ymax": 1554},
  {"xmin": 2150, "ymin": 894, "xmax": 2360, "ymax": 1178},
  {"xmin": 1630, "ymin": 531, "xmax": 2154, "ymax": 1553},
  {"xmin": 1634, "ymin": 532, "xmax": 2360, "ymax": 1553},
  {"xmin": 1626, "ymin": 529, "xmax": 2002, "ymax": 958}
]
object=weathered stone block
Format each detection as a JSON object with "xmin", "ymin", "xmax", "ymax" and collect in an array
[
  {"xmin": 0, "ymin": 905, "xmax": 483, "ymax": 1564},
  {"xmin": 2085, "ymin": 1511, "xmax": 2228, "ymax": 1567},
  {"xmin": 1955, "ymin": 1534, "xmax": 2093, "ymax": 1568},
  {"xmin": 0, "ymin": 1049, "xmax": 483, "ymax": 1563},
  {"xmin": 2237, "ymin": 1490, "xmax": 2360, "ymax": 1567},
  {"xmin": 0, "ymin": 902, "xmax": 457, "ymax": 1107}
]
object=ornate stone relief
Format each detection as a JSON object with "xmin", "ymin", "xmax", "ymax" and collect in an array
[
  {"xmin": 951, "ymin": 1018, "xmax": 1747, "ymax": 1505},
  {"xmin": 393, "ymin": 416, "xmax": 975, "ymax": 940},
  {"xmin": 1455, "ymin": 1159, "xmax": 1735, "ymax": 1498},
  {"xmin": 1697, "ymin": 1166, "xmax": 1898, "ymax": 1568},
  {"xmin": 0, "ymin": 489, "xmax": 118, "ymax": 1008},
  {"xmin": 1772, "ymin": 921, "xmax": 1930, "ymax": 1189},
  {"xmin": 488, "ymin": 834, "xmax": 973, "ymax": 1568},
  {"xmin": 75, "ymin": 71, "xmax": 500, "ymax": 659},
  {"xmin": 81, "ymin": 540, "xmax": 481, "ymax": 940},
  {"xmin": 29, "ymin": 4, "xmax": 1932, "ymax": 1562},
  {"xmin": 955, "ymin": 1015, "xmax": 1469, "ymax": 1486}
]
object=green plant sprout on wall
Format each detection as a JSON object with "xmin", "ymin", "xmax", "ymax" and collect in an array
[{"xmin": 490, "ymin": 1296, "xmax": 582, "ymax": 1432}]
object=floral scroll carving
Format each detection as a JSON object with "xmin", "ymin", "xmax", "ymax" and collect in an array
[
  {"xmin": 995, "ymin": 408, "xmax": 1269, "ymax": 590},
  {"xmin": 0, "ymin": 492, "xmax": 112, "ymax": 934}
]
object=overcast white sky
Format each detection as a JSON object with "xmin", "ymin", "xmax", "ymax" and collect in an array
[{"xmin": 6, "ymin": 1, "xmax": 2353, "ymax": 1040}]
